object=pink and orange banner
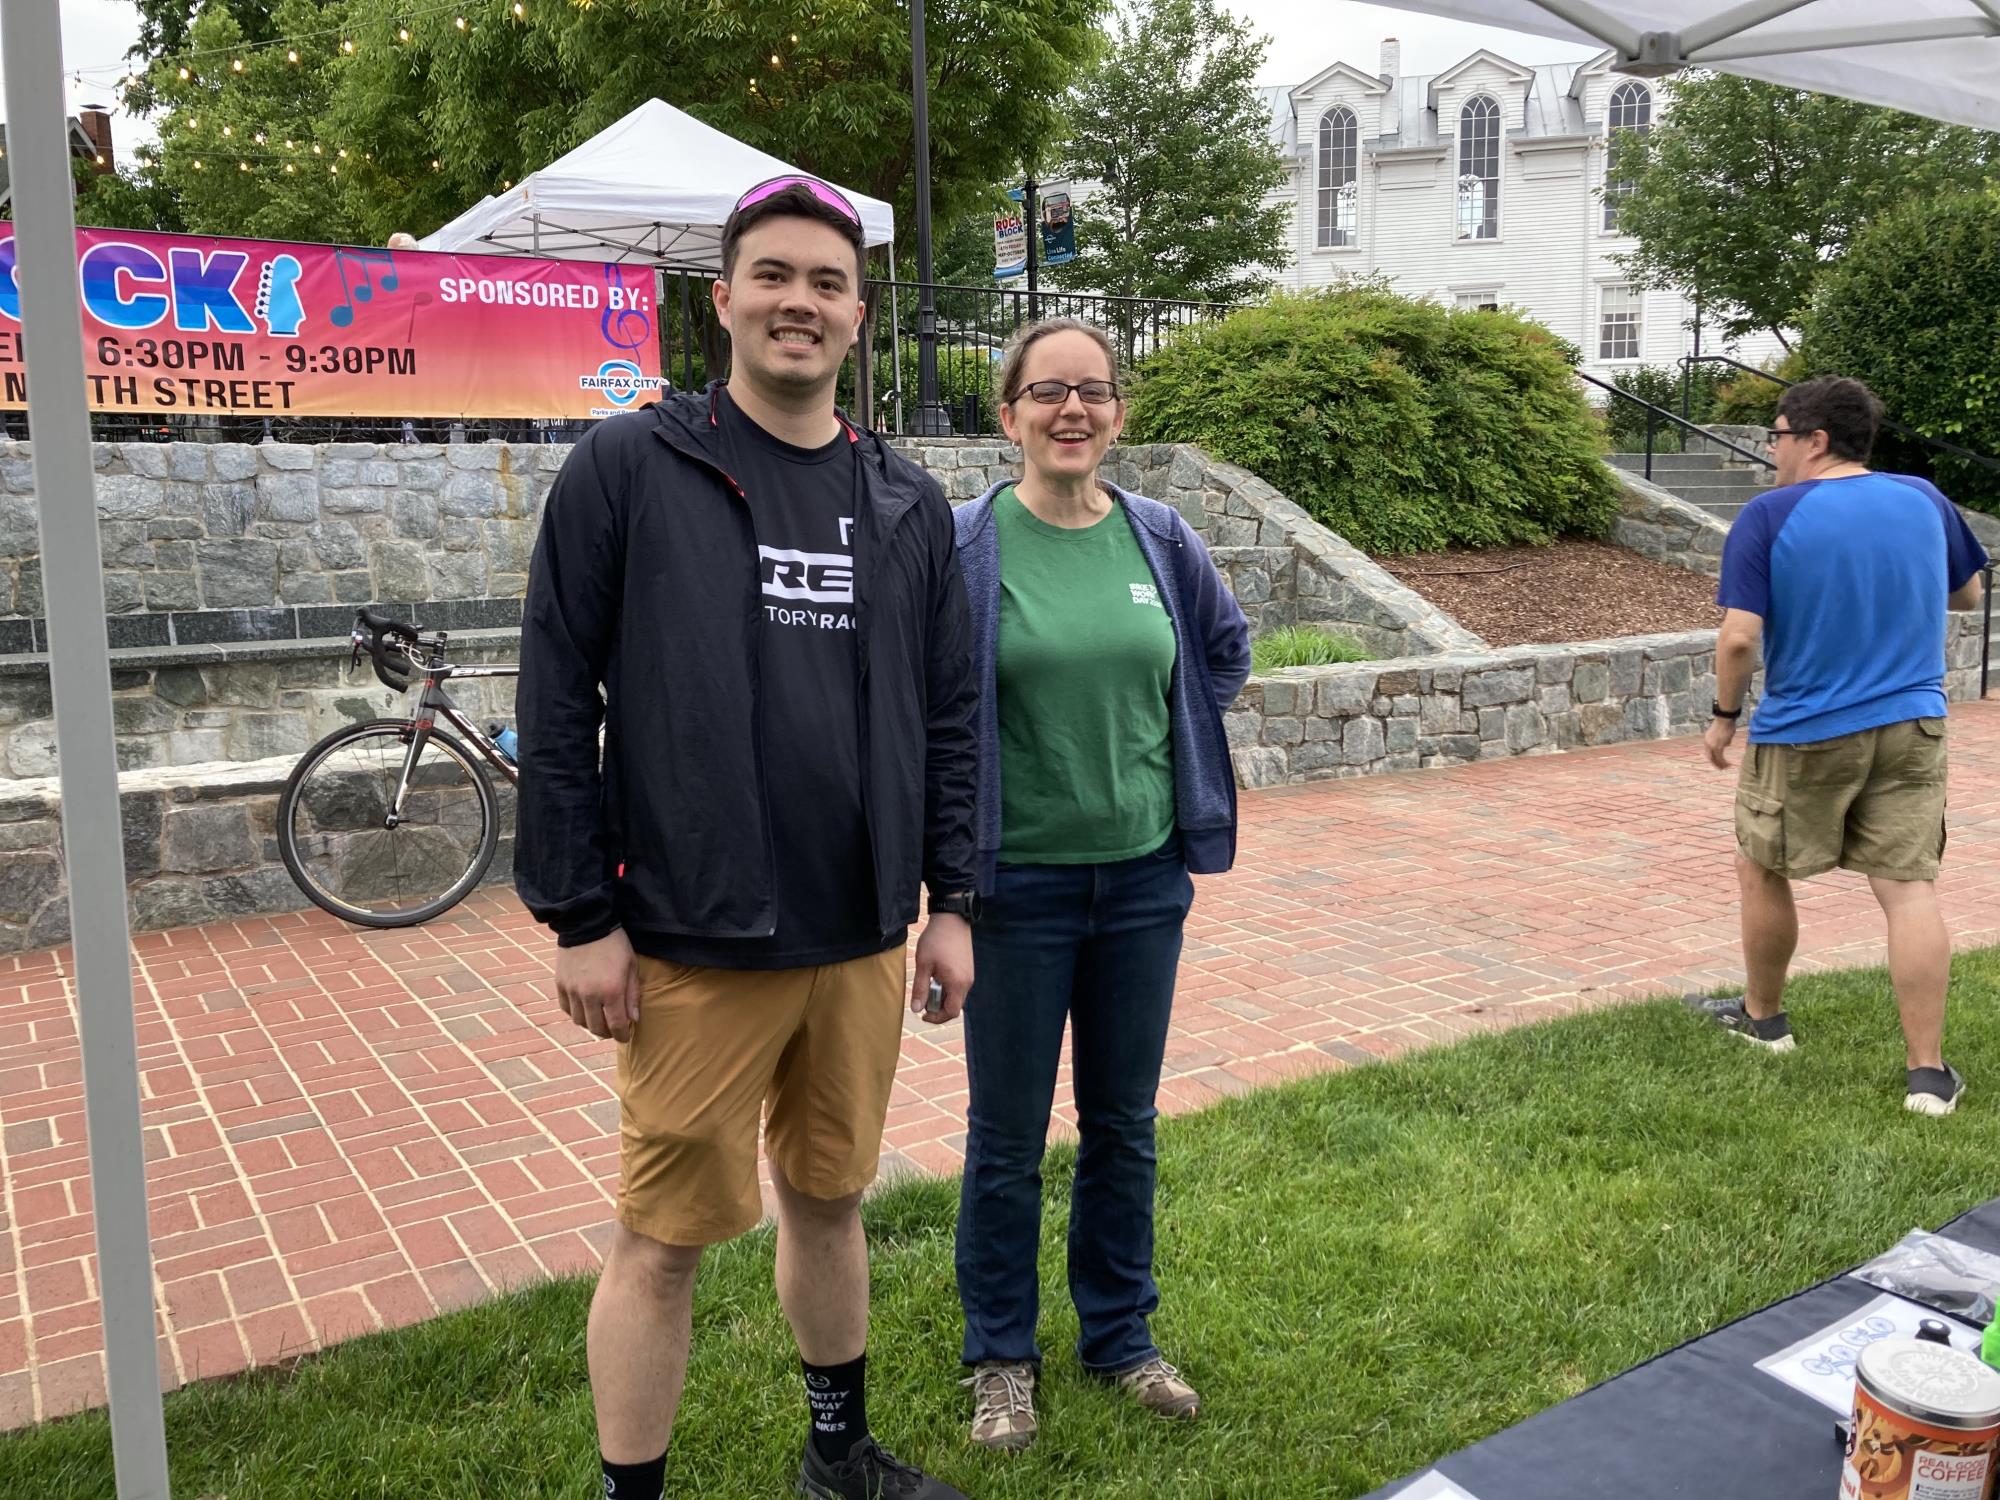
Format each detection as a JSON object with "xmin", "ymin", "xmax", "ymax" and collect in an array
[{"xmin": 0, "ymin": 227, "xmax": 666, "ymax": 420}]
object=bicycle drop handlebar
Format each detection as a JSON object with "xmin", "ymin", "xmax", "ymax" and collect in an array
[{"xmin": 352, "ymin": 608, "xmax": 423, "ymax": 691}]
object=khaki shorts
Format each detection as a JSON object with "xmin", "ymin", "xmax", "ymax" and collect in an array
[
  {"xmin": 1735, "ymin": 717, "xmax": 1949, "ymax": 882},
  {"xmin": 615, "ymin": 947, "xmax": 907, "ymax": 1246}
]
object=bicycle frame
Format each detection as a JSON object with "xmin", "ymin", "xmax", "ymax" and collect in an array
[{"xmin": 378, "ymin": 630, "xmax": 520, "ymax": 826}]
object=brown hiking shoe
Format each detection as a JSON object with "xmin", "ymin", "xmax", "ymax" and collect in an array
[
  {"xmin": 963, "ymin": 1361, "xmax": 1037, "ymax": 1452},
  {"xmin": 1115, "ymin": 1357, "xmax": 1200, "ymax": 1420}
]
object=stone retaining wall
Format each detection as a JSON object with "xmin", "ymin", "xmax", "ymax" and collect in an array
[
  {"xmin": 0, "ymin": 754, "xmax": 518, "ymax": 955},
  {"xmin": 892, "ymin": 438, "xmax": 1483, "ymax": 657},
  {"xmin": 0, "ymin": 635, "xmax": 520, "ymax": 780},
  {"xmin": 1231, "ymin": 615, "xmax": 1989, "ymax": 787},
  {"xmin": 1607, "ymin": 469, "xmax": 1731, "ymax": 577}
]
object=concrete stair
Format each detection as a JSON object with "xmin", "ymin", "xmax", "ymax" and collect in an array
[{"xmin": 1606, "ymin": 450, "xmax": 1773, "ymax": 527}]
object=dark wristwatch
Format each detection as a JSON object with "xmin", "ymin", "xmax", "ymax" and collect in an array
[
  {"xmin": 1712, "ymin": 701, "xmax": 1743, "ymax": 721},
  {"xmin": 930, "ymin": 890, "xmax": 979, "ymax": 923}
]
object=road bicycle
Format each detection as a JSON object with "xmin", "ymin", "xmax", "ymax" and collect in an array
[{"xmin": 276, "ymin": 608, "xmax": 522, "ymax": 927}]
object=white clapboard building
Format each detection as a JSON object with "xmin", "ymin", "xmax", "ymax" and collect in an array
[{"xmin": 1257, "ymin": 40, "xmax": 1786, "ymax": 386}]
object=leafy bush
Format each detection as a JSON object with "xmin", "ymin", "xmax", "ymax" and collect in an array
[
  {"xmin": 1251, "ymin": 626, "xmax": 1371, "ymax": 673},
  {"xmin": 1711, "ymin": 349, "xmax": 1808, "ymax": 428},
  {"xmin": 1125, "ymin": 289, "xmax": 1619, "ymax": 554},
  {"xmin": 1603, "ymin": 364, "xmax": 1726, "ymax": 453},
  {"xmin": 1803, "ymin": 190, "xmax": 2000, "ymax": 513}
]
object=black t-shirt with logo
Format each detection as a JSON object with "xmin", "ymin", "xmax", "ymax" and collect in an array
[{"xmin": 634, "ymin": 389, "xmax": 897, "ymax": 970}]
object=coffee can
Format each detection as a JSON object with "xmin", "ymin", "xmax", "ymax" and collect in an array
[{"xmin": 1839, "ymin": 1336, "xmax": 2000, "ymax": 1500}]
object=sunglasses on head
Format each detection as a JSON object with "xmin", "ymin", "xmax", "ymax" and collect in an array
[{"xmin": 732, "ymin": 174, "xmax": 862, "ymax": 227}]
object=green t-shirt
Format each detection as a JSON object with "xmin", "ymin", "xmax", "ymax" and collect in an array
[{"xmin": 994, "ymin": 485, "xmax": 1178, "ymax": 863}]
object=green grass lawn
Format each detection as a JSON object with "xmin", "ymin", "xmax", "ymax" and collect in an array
[{"xmin": 8, "ymin": 948, "xmax": 2000, "ymax": 1499}]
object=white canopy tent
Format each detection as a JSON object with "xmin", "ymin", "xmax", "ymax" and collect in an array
[
  {"xmin": 419, "ymin": 97, "xmax": 896, "ymax": 269},
  {"xmin": 1370, "ymin": 0, "xmax": 2000, "ymax": 131},
  {"xmin": 7, "ymin": 4, "xmax": 1995, "ymax": 1499}
]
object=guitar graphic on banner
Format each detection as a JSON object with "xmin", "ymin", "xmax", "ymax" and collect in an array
[{"xmin": 254, "ymin": 254, "xmax": 306, "ymax": 337}]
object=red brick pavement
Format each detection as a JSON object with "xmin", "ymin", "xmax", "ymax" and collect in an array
[{"xmin": 3, "ymin": 702, "xmax": 1998, "ymax": 1429}]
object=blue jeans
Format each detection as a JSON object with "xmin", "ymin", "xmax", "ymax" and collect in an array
[{"xmin": 955, "ymin": 836, "xmax": 1194, "ymax": 1373}]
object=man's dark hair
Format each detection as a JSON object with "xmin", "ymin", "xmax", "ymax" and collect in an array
[
  {"xmin": 719, "ymin": 184, "xmax": 866, "ymax": 284},
  {"xmin": 1777, "ymin": 376, "xmax": 1885, "ymax": 464}
]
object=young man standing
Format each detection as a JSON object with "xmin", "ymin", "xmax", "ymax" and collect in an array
[
  {"xmin": 514, "ymin": 177, "xmax": 980, "ymax": 1500},
  {"xmin": 1694, "ymin": 376, "xmax": 1988, "ymax": 1115}
]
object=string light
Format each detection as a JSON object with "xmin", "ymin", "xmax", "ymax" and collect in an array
[
  {"xmin": 231, "ymin": 57, "xmax": 244, "ymax": 72},
  {"xmin": 338, "ymin": 148, "xmax": 348, "ymax": 158},
  {"xmin": 178, "ymin": 66, "xmax": 191, "ymax": 80},
  {"xmin": 431, "ymin": 159, "xmax": 442, "ymax": 170},
  {"xmin": 238, "ymin": 161, "xmax": 250, "ymax": 171},
  {"xmin": 287, "ymin": 48, "xmax": 299, "ymax": 63},
  {"xmin": 455, "ymin": 15, "xmax": 468, "ymax": 29},
  {"xmin": 285, "ymin": 162, "xmax": 295, "ymax": 173},
  {"xmin": 192, "ymin": 159, "xmax": 203, "ymax": 169},
  {"xmin": 221, "ymin": 125, "xmax": 233, "ymax": 136},
  {"xmin": 342, "ymin": 37, "xmax": 355, "ymax": 53},
  {"xmin": 770, "ymin": 53, "xmax": 781, "ymax": 66},
  {"xmin": 513, "ymin": 2, "xmax": 525, "ymax": 15},
  {"xmin": 399, "ymin": 27, "xmax": 412, "ymax": 41},
  {"xmin": 313, "ymin": 143, "xmax": 323, "ymax": 154},
  {"xmin": 254, "ymin": 132, "xmax": 266, "ymax": 144}
]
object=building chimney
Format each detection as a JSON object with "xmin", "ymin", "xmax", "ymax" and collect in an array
[
  {"xmin": 1380, "ymin": 37, "xmax": 1401, "ymax": 83},
  {"xmin": 78, "ymin": 106, "xmax": 115, "ymax": 174},
  {"xmin": 1380, "ymin": 38, "xmax": 1402, "ymax": 137}
]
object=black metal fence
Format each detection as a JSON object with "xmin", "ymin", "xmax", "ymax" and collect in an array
[{"xmin": 853, "ymin": 281, "xmax": 1238, "ymax": 437}]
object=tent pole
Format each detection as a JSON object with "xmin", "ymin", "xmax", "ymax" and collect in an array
[
  {"xmin": 1522, "ymin": 0, "xmax": 1644, "ymax": 54},
  {"xmin": 889, "ymin": 229, "xmax": 905, "ymax": 437},
  {"xmin": 1680, "ymin": 0, "xmax": 1817, "ymax": 55},
  {"xmin": 2, "ymin": 4, "xmax": 171, "ymax": 1495}
]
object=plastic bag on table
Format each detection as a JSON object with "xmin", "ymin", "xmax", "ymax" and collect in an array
[{"xmin": 1850, "ymin": 1229, "xmax": 2000, "ymax": 1327}]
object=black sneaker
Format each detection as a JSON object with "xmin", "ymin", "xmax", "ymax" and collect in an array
[
  {"xmin": 797, "ymin": 1435, "xmax": 972, "ymax": 1500},
  {"xmin": 1906, "ymin": 1063, "xmax": 1966, "ymax": 1117},
  {"xmin": 1685, "ymin": 994, "xmax": 1796, "ymax": 1052}
]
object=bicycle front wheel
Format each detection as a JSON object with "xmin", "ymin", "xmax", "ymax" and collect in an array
[{"xmin": 278, "ymin": 719, "xmax": 500, "ymax": 928}]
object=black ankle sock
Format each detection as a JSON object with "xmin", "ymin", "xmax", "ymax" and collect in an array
[
  {"xmin": 804, "ymin": 1352, "xmax": 869, "ymax": 1461},
  {"xmin": 601, "ymin": 1451, "xmax": 667, "ymax": 1500}
]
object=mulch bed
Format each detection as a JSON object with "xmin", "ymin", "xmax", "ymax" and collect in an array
[{"xmin": 1376, "ymin": 538, "xmax": 1722, "ymax": 647}]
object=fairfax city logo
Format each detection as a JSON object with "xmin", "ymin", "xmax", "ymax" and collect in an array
[{"xmin": 578, "ymin": 359, "xmax": 667, "ymax": 406}]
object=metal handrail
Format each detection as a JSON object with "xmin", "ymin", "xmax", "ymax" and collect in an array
[
  {"xmin": 1681, "ymin": 353, "xmax": 2000, "ymax": 480},
  {"xmin": 1578, "ymin": 368, "xmax": 1776, "ymax": 481}
]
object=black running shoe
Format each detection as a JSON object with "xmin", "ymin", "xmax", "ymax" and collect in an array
[
  {"xmin": 797, "ymin": 1435, "xmax": 971, "ymax": 1500},
  {"xmin": 1684, "ymin": 994, "xmax": 1796, "ymax": 1052},
  {"xmin": 1906, "ymin": 1063, "xmax": 1966, "ymax": 1117}
]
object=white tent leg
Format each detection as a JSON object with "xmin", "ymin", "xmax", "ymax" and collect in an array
[
  {"xmin": 889, "ymin": 229, "xmax": 905, "ymax": 436},
  {"xmin": 0, "ymin": 3, "xmax": 170, "ymax": 1496}
]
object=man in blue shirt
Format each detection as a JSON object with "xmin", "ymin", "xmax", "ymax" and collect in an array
[{"xmin": 1692, "ymin": 377, "xmax": 1988, "ymax": 1115}]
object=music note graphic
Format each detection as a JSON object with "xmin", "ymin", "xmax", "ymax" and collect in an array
[
  {"xmin": 255, "ymin": 255, "xmax": 307, "ymax": 337},
  {"xmin": 328, "ymin": 247, "xmax": 401, "ymax": 328}
]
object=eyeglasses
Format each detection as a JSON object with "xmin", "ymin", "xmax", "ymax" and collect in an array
[
  {"xmin": 1012, "ymin": 379, "xmax": 1122, "ymax": 406},
  {"xmin": 1766, "ymin": 426, "xmax": 1818, "ymax": 444},
  {"xmin": 731, "ymin": 174, "xmax": 862, "ymax": 227}
]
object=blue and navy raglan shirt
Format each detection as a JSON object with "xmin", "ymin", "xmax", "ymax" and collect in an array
[{"xmin": 1717, "ymin": 472, "xmax": 1989, "ymax": 745}]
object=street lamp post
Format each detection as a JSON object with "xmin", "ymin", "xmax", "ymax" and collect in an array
[{"xmin": 909, "ymin": 0, "xmax": 952, "ymax": 435}]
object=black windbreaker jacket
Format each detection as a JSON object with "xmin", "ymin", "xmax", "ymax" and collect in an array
[{"xmin": 513, "ymin": 385, "xmax": 978, "ymax": 949}]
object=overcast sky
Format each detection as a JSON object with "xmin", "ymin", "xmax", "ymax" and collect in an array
[{"xmin": 5, "ymin": 0, "xmax": 1600, "ymax": 161}]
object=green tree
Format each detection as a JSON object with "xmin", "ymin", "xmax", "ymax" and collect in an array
[
  {"xmin": 73, "ymin": 161, "xmax": 187, "ymax": 233},
  {"xmin": 1803, "ymin": 189, "xmax": 2000, "ymax": 513},
  {"xmin": 1050, "ymin": 0, "xmax": 1289, "ymax": 307},
  {"xmin": 328, "ymin": 0, "xmax": 1102, "ymax": 246},
  {"xmin": 132, "ymin": 0, "xmax": 371, "ymax": 244},
  {"xmin": 1612, "ymin": 74, "xmax": 2000, "ymax": 348}
]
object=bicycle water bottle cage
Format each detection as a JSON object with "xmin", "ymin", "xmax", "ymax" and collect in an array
[{"xmin": 355, "ymin": 608, "xmax": 420, "ymax": 692}]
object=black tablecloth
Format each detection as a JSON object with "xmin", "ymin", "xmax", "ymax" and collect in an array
[{"xmin": 1366, "ymin": 1196, "xmax": 2000, "ymax": 1500}]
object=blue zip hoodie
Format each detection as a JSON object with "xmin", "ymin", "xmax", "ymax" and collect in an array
[{"xmin": 954, "ymin": 479, "xmax": 1253, "ymax": 893}]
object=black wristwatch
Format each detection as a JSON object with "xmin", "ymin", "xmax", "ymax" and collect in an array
[
  {"xmin": 1712, "ymin": 701, "xmax": 1743, "ymax": 721},
  {"xmin": 930, "ymin": 890, "xmax": 979, "ymax": 922}
]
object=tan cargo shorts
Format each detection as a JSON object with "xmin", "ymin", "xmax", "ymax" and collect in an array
[
  {"xmin": 615, "ymin": 947, "xmax": 907, "ymax": 1247},
  {"xmin": 1735, "ymin": 717, "xmax": 1949, "ymax": 882}
]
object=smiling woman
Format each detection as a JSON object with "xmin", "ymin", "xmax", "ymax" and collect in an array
[{"xmin": 947, "ymin": 316, "xmax": 1253, "ymax": 1453}]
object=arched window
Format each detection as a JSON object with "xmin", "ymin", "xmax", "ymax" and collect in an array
[
  {"xmin": 1456, "ymin": 94, "xmax": 1500, "ymax": 240},
  {"xmin": 1317, "ymin": 106, "xmax": 1358, "ymax": 248},
  {"xmin": 1603, "ymin": 81, "xmax": 1652, "ymax": 232}
]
